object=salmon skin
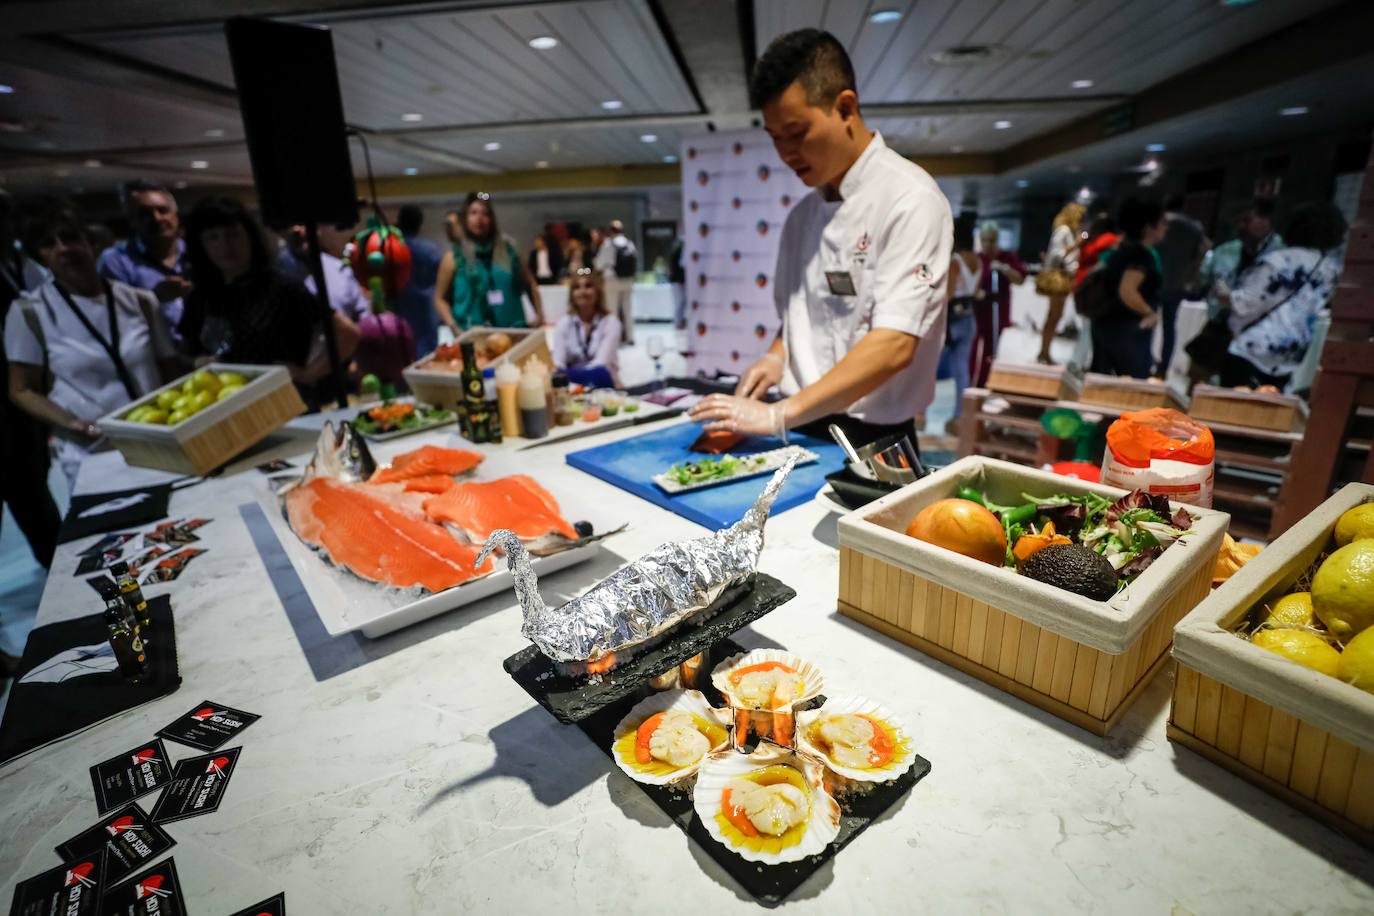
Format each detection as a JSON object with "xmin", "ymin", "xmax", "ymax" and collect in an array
[
  {"xmin": 285, "ymin": 477, "xmax": 493, "ymax": 592},
  {"xmin": 369, "ymin": 445, "xmax": 484, "ymax": 484},
  {"xmin": 424, "ymin": 475, "xmax": 578, "ymax": 546}
]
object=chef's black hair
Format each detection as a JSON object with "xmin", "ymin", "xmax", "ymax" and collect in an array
[{"xmin": 750, "ymin": 29, "xmax": 856, "ymax": 111}]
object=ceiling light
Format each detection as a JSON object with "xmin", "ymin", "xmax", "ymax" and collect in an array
[
  {"xmin": 1076, "ymin": 186, "xmax": 1092, "ymax": 200},
  {"xmin": 1071, "ymin": 79, "xmax": 1094, "ymax": 89},
  {"xmin": 174, "ymin": 180, "xmax": 188, "ymax": 189},
  {"xmin": 535, "ymin": 160, "xmax": 550, "ymax": 169},
  {"xmin": 190, "ymin": 160, "xmax": 209, "ymax": 169},
  {"xmin": 401, "ymin": 112, "xmax": 423, "ymax": 122},
  {"xmin": 601, "ymin": 99, "xmax": 624, "ymax": 111},
  {"xmin": 1144, "ymin": 157, "xmax": 1160, "ymax": 171},
  {"xmin": 404, "ymin": 167, "xmax": 418, "ymax": 176},
  {"xmin": 1280, "ymin": 106, "xmax": 1309, "ymax": 116},
  {"xmin": 869, "ymin": 9, "xmax": 902, "ymax": 23},
  {"xmin": 528, "ymin": 36, "xmax": 558, "ymax": 50},
  {"xmin": 205, "ymin": 128, "xmax": 225, "ymax": 138},
  {"xmin": 663, "ymin": 154, "xmax": 678, "ymax": 163},
  {"xmin": 484, "ymin": 141, "xmax": 501, "ymax": 151},
  {"xmin": 0, "ymin": 84, "xmax": 14, "ymax": 94},
  {"xmin": 1015, "ymin": 179, "xmax": 1029, "ymax": 188},
  {"xmin": 83, "ymin": 159, "xmax": 101, "ymax": 168},
  {"xmin": 993, "ymin": 120, "xmax": 1012, "ymax": 130},
  {"xmin": 1145, "ymin": 143, "xmax": 1167, "ymax": 152},
  {"xmin": 640, "ymin": 134, "xmax": 657, "ymax": 143},
  {"xmin": 951, "ymin": 145, "xmax": 965, "ymax": 153}
]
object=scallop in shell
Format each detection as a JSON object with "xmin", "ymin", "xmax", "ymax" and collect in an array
[
  {"xmin": 693, "ymin": 742, "xmax": 841, "ymax": 865},
  {"xmin": 710, "ymin": 649, "xmax": 824, "ymax": 749},
  {"xmin": 796, "ymin": 695, "xmax": 917, "ymax": 785},
  {"xmin": 611, "ymin": 690, "xmax": 731, "ymax": 786}
]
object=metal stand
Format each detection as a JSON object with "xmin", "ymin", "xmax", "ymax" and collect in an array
[{"xmin": 304, "ymin": 223, "xmax": 349, "ymax": 409}]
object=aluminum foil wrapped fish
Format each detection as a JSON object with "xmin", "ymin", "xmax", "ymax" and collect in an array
[{"xmin": 476, "ymin": 453, "xmax": 799, "ymax": 673}]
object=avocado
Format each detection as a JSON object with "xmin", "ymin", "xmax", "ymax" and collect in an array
[{"xmin": 1022, "ymin": 544, "xmax": 1118, "ymax": 600}]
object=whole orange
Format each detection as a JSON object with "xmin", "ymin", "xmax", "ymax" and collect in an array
[{"xmin": 905, "ymin": 498, "xmax": 1007, "ymax": 566}]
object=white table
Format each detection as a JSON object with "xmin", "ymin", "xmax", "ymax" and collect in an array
[{"xmin": 2, "ymin": 415, "xmax": 1372, "ymax": 913}]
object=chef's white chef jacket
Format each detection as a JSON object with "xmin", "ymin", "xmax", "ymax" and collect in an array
[{"xmin": 773, "ymin": 132, "xmax": 952, "ymax": 425}]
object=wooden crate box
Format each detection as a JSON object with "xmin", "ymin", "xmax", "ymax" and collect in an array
[
  {"xmin": 404, "ymin": 327, "xmax": 551, "ymax": 410},
  {"xmin": 985, "ymin": 361, "xmax": 1081, "ymax": 401},
  {"xmin": 1171, "ymin": 483, "xmax": 1374, "ymax": 847},
  {"xmin": 1187, "ymin": 384, "xmax": 1305, "ymax": 433},
  {"xmin": 837, "ymin": 456, "xmax": 1228, "ymax": 735},
  {"xmin": 1079, "ymin": 373, "xmax": 1185, "ymax": 411}
]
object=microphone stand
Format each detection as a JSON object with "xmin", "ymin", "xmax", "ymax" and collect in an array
[{"xmin": 304, "ymin": 223, "xmax": 349, "ymax": 408}]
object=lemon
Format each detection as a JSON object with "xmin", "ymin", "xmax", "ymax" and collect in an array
[
  {"xmin": 1264, "ymin": 592, "xmax": 1315, "ymax": 628},
  {"xmin": 1335, "ymin": 503, "xmax": 1374, "ymax": 547},
  {"xmin": 1339, "ymin": 628, "xmax": 1374, "ymax": 694},
  {"xmin": 155, "ymin": 390, "xmax": 180, "ymax": 411},
  {"xmin": 1312, "ymin": 541, "xmax": 1374, "ymax": 640},
  {"xmin": 167, "ymin": 409, "xmax": 189, "ymax": 426},
  {"xmin": 1251, "ymin": 628, "xmax": 1341, "ymax": 677},
  {"xmin": 141, "ymin": 408, "xmax": 168, "ymax": 425},
  {"xmin": 191, "ymin": 369, "xmax": 222, "ymax": 394},
  {"xmin": 216, "ymin": 371, "xmax": 247, "ymax": 387},
  {"xmin": 216, "ymin": 384, "xmax": 243, "ymax": 402}
]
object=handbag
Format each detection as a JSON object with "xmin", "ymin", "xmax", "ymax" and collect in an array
[
  {"xmin": 1035, "ymin": 265, "xmax": 1074, "ymax": 297},
  {"xmin": 1185, "ymin": 253, "xmax": 1327, "ymax": 372}
]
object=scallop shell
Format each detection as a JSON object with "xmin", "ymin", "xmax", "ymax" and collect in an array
[
  {"xmin": 610, "ymin": 690, "xmax": 731, "ymax": 786},
  {"xmin": 709, "ymin": 649, "xmax": 825, "ymax": 710},
  {"xmin": 795, "ymin": 695, "xmax": 918, "ymax": 783},
  {"xmin": 693, "ymin": 742, "xmax": 841, "ymax": 865}
]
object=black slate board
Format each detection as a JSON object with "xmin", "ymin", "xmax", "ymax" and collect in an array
[
  {"xmin": 502, "ymin": 572, "xmax": 796, "ymax": 724},
  {"xmin": 507, "ymin": 625, "xmax": 932, "ymax": 907}
]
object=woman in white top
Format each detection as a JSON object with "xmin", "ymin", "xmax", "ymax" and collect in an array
[
  {"xmin": 939, "ymin": 216, "xmax": 980, "ymax": 432},
  {"xmin": 551, "ymin": 268, "xmax": 622, "ymax": 387},
  {"xmin": 6, "ymin": 208, "xmax": 178, "ymax": 485},
  {"xmin": 1036, "ymin": 202, "xmax": 1085, "ymax": 364}
]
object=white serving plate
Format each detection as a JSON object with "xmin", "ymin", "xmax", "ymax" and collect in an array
[
  {"xmin": 354, "ymin": 399, "xmax": 456, "ymax": 442},
  {"xmin": 255, "ymin": 452, "xmax": 620, "ymax": 638},
  {"xmin": 652, "ymin": 445, "xmax": 818, "ymax": 495}
]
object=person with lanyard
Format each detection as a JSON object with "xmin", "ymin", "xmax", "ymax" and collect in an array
[
  {"xmin": 6, "ymin": 205, "xmax": 178, "ymax": 486},
  {"xmin": 1198, "ymin": 197, "xmax": 1283, "ymax": 320},
  {"xmin": 96, "ymin": 179, "xmax": 192, "ymax": 332},
  {"xmin": 551, "ymin": 268, "xmax": 622, "ymax": 388},
  {"xmin": 433, "ymin": 192, "xmax": 545, "ymax": 334},
  {"xmin": 689, "ymin": 29, "xmax": 953, "ymax": 451}
]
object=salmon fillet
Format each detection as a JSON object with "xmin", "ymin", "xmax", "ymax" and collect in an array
[
  {"xmin": 402, "ymin": 474, "xmax": 459, "ymax": 494},
  {"xmin": 286, "ymin": 478, "xmax": 492, "ymax": 592},
  {"xmin": 423, "ymin": 475, "xmax": 578, "ymax": 541},
  {"xmin": 369, "ymin": 445, "xmax": 484, "ymax": 484}
]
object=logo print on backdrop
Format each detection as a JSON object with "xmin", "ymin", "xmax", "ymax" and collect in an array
[
  {"xmin": 66, "ymin": 862, "xmax": 97, "ymax": 888},
  {"xmin": 689, "ymin": 200, "xmax": 699, "ymax": 212},
  {"xmin": 690, "ymin": 300, "xmax": 699, "ymax": 312},
  {"xmin": 698, "ymin": 222, "xmax": 710, "ymax": 238},
  {"xmin": 756, "ymin": 220, "xmax": 769, "ymax": 236},
  {"xmin": 687, "ymin": 147, "xmax": 697, "ymax": 159},
  {"xmin": 696, "ymin": 322, "xmax": 708, "ymax": 336},
  {"xmin": 731, "ymin": 350, "xmax": 740, "ymax": 361},
  {"xmin": 755, "ymin": 324, "xmax": 768, "ymax": 339},
  {"xmin": 731, "ymin": 197, "xmax": 742, "ymax": 209},
  {"xmin": 696, "ymin": 170, "xmax": 709, "ymax": 186},
  {"xmin": 731, "ymin": 250, "xmax": 741, "ymax": 263},
  {"xmin": 757, "ymin": 165, "xmax": 770, "ymax": 181},
  {"xmin": 732, "ymin": 142, "xmax": 743, "ymax": 155},
  {"xmin": 730, "ymin": 301, "xmax": 741, "ymax": 312},
  {"xmin": 755, "ymin": 273, "xmax": 768, "ymax": 289},
  {"xmin": 697, "ymin": 273, "xmax": 708, "ymax": 288},
  {"xmin": 781, "ymin": 194, "xmax": 792, "ymax": 208},
  {"xmin": 690, "ymin": 251, "xmax": 700, "ymax": 262}
]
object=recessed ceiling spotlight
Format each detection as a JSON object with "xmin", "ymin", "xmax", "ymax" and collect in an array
[
  {"xmin": 1145, "ymin": 143, "xmax": 1167, "ymax": 152},
  {"xmin": 484, "ymin": 141, "xmax": 501, "ymax": 151},
  {"xmin": 83, "ymin": 159, "xmax": 101, "ymax": 168},
  {"xmin": 601, "ymin": 99, "xmax": 624, "ymax": 111},
  {"xmin": 1071, "ymin": 79, "xmax": 1094, "ymax": 89},
  {"xmin": 0, "ymin": 84, "xmax": 15, "ymax": 94},
  {"xmin": 528, "ymin": 36, "xmax": 558, "ymax": 50},
  {"xmin": 535, "ymin": 160, "xmax": 550, "ymax": 169},
  {"xmin": 404, "ymin": 167, "xmax": 418, "ymax": 176},
  {"xmin": 205, "ymin": 128, "xmax": 225, "ymax": 138},
  {"xmin": 993, "ymin": 120, "xmax": 1012, "ymax": 130},
  {"xmin": 401, "ymin": 112, "xmax": 423, "ymax": 122},
  {"xmin": 1076, "ymin": 185, "xmax": 1092, "ymax": 199},
  {"xmin": 869, "ymin": 9, "xmax": 902, "ymax": 23},
  {"xmin": 663, "ymin": 154, "xmax": 678, "ymax": 163},
  {"xmin": 640, "ymin": 134, "xmax": 658, "ymax": 143},
  {"xmin": 1280, "ymin": 106, "xmax": 1309, "ymax": 116},
  {"xmin": 1144, "ymin": 157, "xmax": 1161, "ymax": 171},
  {"xmin": 190, "ymin": 160, "xmax": 209, "ymax": 169},
  {"xmin": 1015, "ymin": 179, "xmax": 1029, "ymax": 188}
]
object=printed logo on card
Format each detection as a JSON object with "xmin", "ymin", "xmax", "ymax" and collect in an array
[
  {"xmin": 136, "ymin": 874, "xmax": 172, "ymax": 899},
  {"xmin": 67, "ymin": 861, "xmax": 98, "ymax": 888},
  {"xmin": 106, "ymin": 815, "xmax": 139, "ymax": 836}
]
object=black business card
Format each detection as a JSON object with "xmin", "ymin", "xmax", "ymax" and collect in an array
[
  {"xmin": 156, "ymin": 700, "xmax": 260, "ymax": 751},
  {"xmin": 150, "ymin": 746, "xmax": 241, "ymax": 824},
  {"xmin": 7, "ymin": 853, "xmax": 105, "ymax": 916},
  {"xmin": 100, "ymin": 856, "xmax": 187, "ymax": 916},
  {"xmin": 90, "ymin": 739, "xmax": 173, "ymax": 813},
  {"xmin": 55, "ymin": 802, "xmax": 175, "ymax": 884},
  {"xmin": 228, "ymin": 892, "xmax": 286, "ymax": 916}
]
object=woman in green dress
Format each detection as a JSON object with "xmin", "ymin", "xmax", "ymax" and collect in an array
[{"xmin": 433, "ymin": 192, "xmax": 546, "ymax": 334}]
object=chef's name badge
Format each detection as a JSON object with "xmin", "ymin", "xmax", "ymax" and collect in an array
[{"xmin": 825, "ymin": 271, "xmax": 857, "ymax": 296}]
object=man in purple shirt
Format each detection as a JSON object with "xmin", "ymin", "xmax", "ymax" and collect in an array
[
  {"xmin": 96, "ymin": 179, "xmax": 191, "ymax": 331},
  {"xmin": 304, "ymin": 221, "xmax": 368, "ymax": 323}
]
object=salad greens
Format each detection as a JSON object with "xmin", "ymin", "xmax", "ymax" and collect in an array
[
  {"xmin": 354, "ymin": 401, "xmax": 453, "ymax": 436},
  {"xmin": 667, "ymin": 453, "xmax": 767, "ymax": 487}
]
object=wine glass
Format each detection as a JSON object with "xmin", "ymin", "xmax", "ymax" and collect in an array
[{"xmin": 646, "ymin": 334, "xmax": 666, "ymax": 389}]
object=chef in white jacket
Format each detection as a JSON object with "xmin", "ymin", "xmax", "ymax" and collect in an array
[{"xmin": 689, "ymin": 28, "xmax": 952, "ymax": 451}]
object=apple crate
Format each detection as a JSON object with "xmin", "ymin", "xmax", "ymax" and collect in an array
[
  {"xmin": 1186, "ymin": 384, "xmax": 1306, "ymax": 433},
  {"xmin": 1170, "ymin": 483, "xmax": 1374, "ymax": 847},
  {"xmin": 403, "ymin": 327, "xmax": 551, "ymax": 411},
  {"xmin": 985, "ymin": 361, "xmax": 1082, "ymax": 401},
  {"xmin": 97, "ymin": 364, "xmax": 304, "ymax": 476},
  {"xmin": 837, "ymin": 456, "xmax": 1228, "ymax": 735},
  {"xmin": 1079, "ymin": 373, "xmax": 1185, "ymax": 412}
]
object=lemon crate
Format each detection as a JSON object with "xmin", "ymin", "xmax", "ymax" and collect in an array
[
  {"xmin": 1170, "ymin": 483, "xmax": 1374, "ymax": 847},
  {"xmin": 985, "ymin": 361, "xmax": 1081, "ymax": 401},
  {"xmin": 403, "ymin": 327, "xmax": 550, "ymax": 411},
  {"xmin": 837, "ymin": 456, "xmax": 1228, "ymax": 735},
  {"xmin": 97, "ymin": 363, "xmax": 304, "ymax": 476},
  {"xmin": 1078, "ymin": 373, "xmax": 1185, "ymax": 412},
  {"xmin": 1186, "ymin": 384, "xmax": 1306, "ymax": 433}
]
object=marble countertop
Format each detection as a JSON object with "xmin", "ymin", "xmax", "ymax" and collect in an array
[{"xmin": 3, "ymin": 413, "xmax": 1372, "ymax": 914}]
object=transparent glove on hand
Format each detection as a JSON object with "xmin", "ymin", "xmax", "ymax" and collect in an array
[
  {"xmin": 735, "ymin": 352, "xmax": 784, "ymax": 400},
  {"xmin": 687, "ymin": 394, "xmax": 789, "ymax": 441}
]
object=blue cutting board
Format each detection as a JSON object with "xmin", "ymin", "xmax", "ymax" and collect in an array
[{"xmin": 565, "ymin": 421, "xmax": 845, "ymax": 530}]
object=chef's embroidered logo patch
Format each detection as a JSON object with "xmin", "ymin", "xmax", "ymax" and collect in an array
[
  {"xmin": 914, "ymin": 264, "xmax": 934, "ymax": 284},
  {"xmin": 855, "ymin": 232, "xmax": 870, "ymax": 253}
]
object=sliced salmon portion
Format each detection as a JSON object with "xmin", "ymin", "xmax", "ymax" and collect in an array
[
  {"xmin": 402, "ymin": 474, "xmax": 459, "ymax": 494},
  {"xmin": 285, "ymin": 478, "xmax": 492, "ymax": 592},
  {"xmin": 423, "ymin": 475, "xmax": 578, "ymax": 542},
  {"xmin": 369, "ymin": 445, "xmax": 483, "ymax": 484}
]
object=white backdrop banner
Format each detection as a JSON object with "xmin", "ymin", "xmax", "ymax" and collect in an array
[{"xmin": 681, "ymin": 129, "xmax": 807, "ymax": 377}]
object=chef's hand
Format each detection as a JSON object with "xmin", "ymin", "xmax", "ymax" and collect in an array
[
  {"xmin": 688, "ymin": 394, "xmax": 789, "ymax": 439},
  {"xmin": 735, "ymin": 352, "xmax": 783, "ymax": 400}
]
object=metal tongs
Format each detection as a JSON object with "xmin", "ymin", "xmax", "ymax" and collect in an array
[{"xmin": 828, "ymin": 424, "xmax": 927, "ymax": 485}]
